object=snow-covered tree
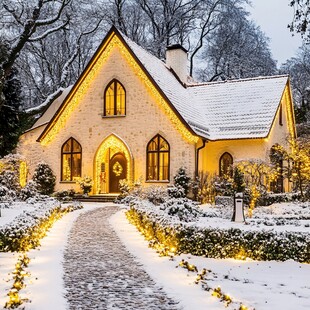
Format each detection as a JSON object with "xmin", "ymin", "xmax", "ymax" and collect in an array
[
  {"xmin": 289, "ymin": 0, "xmax": 310, "ymax": 40},
  {"xmin": 32, "ymin": 162, "xmax": 56, "ymax": 195},
  {"xmin": 197, "ymin": 4, "xmax": 277, "ymax": 81},
  {"xmin": 281, "ymin": 45, "xmax": 310, "ymax": 124}
]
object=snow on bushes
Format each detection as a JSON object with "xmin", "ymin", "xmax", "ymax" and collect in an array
[
  {"xmin": 0, "ymin": 199, "xmax": 82, "ymax": 252},
  {"xmin": 32, "ymin": 162, "xmax": 56, "ymax": 195},
  {"xmin": 126, "ymin": 201, "xmax": 310, "ymax": 263}
]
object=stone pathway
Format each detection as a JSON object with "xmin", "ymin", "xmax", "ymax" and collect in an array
[{"xmin": 63, "ymin": 206, "xmax": 181, "ymax": 310}]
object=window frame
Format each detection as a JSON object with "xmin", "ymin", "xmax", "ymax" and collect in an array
[
  {"xmin": 219, "ymin": 152, "xmax": 233, "ymax": 178},
  {"xmin": 146, "ymin": 134, "xmax": 170, "ymax": 182},
  {"xmin": 61, "ymin": 137, "xmax": 82, "ymax": 182},
  {"xmin": 103, "ymin": 79, "xmax": 126, "ymax": 117}
]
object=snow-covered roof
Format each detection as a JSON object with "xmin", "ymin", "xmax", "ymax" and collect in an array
[
  {"xmin": 188, "ymin": 76, "xmax": 288, "ymax": 140},
  {"xmin": 31, "ymin": 86, "xmax": 73, "ymax": 130}
]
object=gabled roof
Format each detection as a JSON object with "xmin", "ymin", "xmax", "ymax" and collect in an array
[
  {"xmin": 33, "ymin": 26, "xmax": 293, "ymax": 143},
  {"xmin": 188, "ymin": 75, "xmax": 289, "ymax": 140}
]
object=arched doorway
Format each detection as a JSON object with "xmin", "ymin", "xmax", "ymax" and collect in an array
[
  {"xmin": 94, "ymin": 134, "xmax": 132, "ymax": 194},
  {"xmin": 109, "ymin": 152, "xmax": 127, "ymax": 193}
]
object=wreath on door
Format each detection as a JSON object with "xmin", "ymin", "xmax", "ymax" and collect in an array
[{"xmin": 112, "ymin": 161, "xmax": 123, "ymax": 176}]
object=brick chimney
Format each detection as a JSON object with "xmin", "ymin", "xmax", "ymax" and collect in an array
[{"xmin": 166, "ymin": 44, "xmax": 188, "ymax": 84}]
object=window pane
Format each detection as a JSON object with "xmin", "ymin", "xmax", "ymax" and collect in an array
[
  {"xmin": 148, "ymin": 139, "xmax": 158, "ymax": 152},
  {"xmin": 220, "ymin": 153, "xmax": 233, "ymax": 177},
  {"xmin": 105, "ymin": 84, "xmax": 115, "ymax": 115},
  {"xmin": 159, "ymin": 152, "xmax": 169, "ymax": 180},
  {"xmin": 72, "ymin": 153, "xmax": 81, "ymax": 179},
  {"xmin": 116, "ymin": 83, "xmax": 125, "ymax": 115},
  {"xmin": 159, "ymin": 137, "xmax": 169, "ymax": 151},
  {"xmin": 62, "ymin": 140, "xmax": 71, "ymax": 153},
  {"xmin": 147, "ymin": 152, "xmax": 158, "ymax": 180},
  {"xmin": 72, "ymin": 139, "xmax": 81, "ymax": 152},
  {"xmin": 62, "ymin": 154, "xmax": 71, "ymax": 181}
]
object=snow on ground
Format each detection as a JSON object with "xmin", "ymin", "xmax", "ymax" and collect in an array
[
  {"xmin": 110, "ymin": 208, "xmax": 310, "ymax": 310},
  {"xmin": 0, "ymin": 201, "xmax": 309, "ymax": 310},
  {"xmin": 0, "ymin": 202, "xmax": 102, "ymax": 309},
  {"xmin": 0, "ymin": 203, "xmax": 34, "ymax": 226}
]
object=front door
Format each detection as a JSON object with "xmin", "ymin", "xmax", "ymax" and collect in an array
[{"xmin": 109, "ymin": 152, "xmax": 127, "ymax": 193}]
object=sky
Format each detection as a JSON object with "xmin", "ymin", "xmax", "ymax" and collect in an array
[{"xmin": 248, "ymin": 0, "xmax": 303, "ymax": 66}]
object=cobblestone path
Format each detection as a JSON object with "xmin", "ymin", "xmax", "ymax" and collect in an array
[{"xmin": 63, "ymin": 206, "xmax": 181, "ymax": 310}]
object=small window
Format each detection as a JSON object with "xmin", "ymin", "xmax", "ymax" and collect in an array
[
  {"xmin": 61, "ymin": 138, "xmax": 82, "ymax": 181},
  {"xmin": 104, "ymin": 79, "xmax": 126, "ymax": 116},
  {"xmin": 279, "ymin": 104, "xmax": 283, "ymax": 126},
  {"xmin": 146, "ymin": 134, "xmax": 170, "ymax": 181},
  {"xmin": 219, "ymin": 152, "xmax": 233, "ymax": 177}
]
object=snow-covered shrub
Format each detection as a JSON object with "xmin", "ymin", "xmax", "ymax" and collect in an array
[
  {"xmin": 78, "ymin": 176, "xmax": 93, "ymax": 194},
  {"xmin": 167, "ymin": 184, "xmax": 185, "ymax": 198},
  {"xmin": 53, "ymin": 189, "xmax": 76, "ymax": 201},
  {"xmin": 173, "ymin": 167, "xmax": 191, "ymax": 197},
  {"xmin": 32, "ymin": 162, "xmax": 56, "ymax": 195},
  {"xmin": 126, "ymin": 202, "xmax": 310, "ymax": 263},
  {"xmin": 0, "ymin": 200, "xmax": 83, "ymax": 252},
  {"xmin": 19, "ymin": 180, "xmax": 38, "ymax": 201},
  {"xmin": 160, "ymin": 198, "xmax": 202, "ymax": 222},
  {"xmin": 143, "ymin": 186, "xmax": 168, "ymax": 205}
]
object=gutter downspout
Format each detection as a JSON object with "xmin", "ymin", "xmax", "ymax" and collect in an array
[{"xmin": 195, "ymin": 139, "xmax": 207, "ymax": 177}]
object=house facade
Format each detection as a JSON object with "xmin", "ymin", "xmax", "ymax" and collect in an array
[{"xmin": 17, "ymin": 27, "xmax": 296, "ymax": 194}]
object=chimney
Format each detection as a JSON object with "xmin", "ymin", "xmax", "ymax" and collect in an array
[{"xmin": 166, "ymin": 44, "xmax": 188, "ymax": 84}]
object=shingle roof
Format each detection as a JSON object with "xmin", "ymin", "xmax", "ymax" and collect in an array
[{"xmin": 188, "ymin": 76, "xmax": 288, "ymax": 140}]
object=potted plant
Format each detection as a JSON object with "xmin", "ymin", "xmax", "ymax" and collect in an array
[{"xmin": 78, "ymin": 176, "xmax": 93, "ymax": 196}]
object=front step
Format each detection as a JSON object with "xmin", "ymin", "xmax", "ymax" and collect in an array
[{"xmin": 74, "ymin": 194, "xmax": 119, "ymax": 203}]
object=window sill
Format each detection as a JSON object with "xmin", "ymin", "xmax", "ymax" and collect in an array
[
  {"xmin": 60, "ymin": 181, "xmax": 77, "ymax": 184},
  {"xmin": 102, "ymin": 115, "xmax": 126, "ymax": 118},
  {"xmin": 145, "ymin": 180, "xmax": 170, "ymax": 183}
]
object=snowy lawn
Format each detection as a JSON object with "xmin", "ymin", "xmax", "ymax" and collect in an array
[
  {"xmin": 0, "ymin": 201, "xmax": 309, "ymax": 310},
  {"xmin": 110, "ymin": 208, "xmax": 310, "ymax": 310}
]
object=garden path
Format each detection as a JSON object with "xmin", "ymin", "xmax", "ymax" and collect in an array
[{"xmin": 63, "ymin": 206, "xmax": 181, "ymax": 310}]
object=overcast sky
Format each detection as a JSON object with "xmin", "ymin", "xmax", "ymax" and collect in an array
[{"xmin": 248, "ymin": 0, "xmax": 303, "ymax": 66}]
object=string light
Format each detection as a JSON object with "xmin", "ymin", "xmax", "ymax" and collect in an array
[
  {"xmin": 40, "ymin": 33, "xmax": 198, "ymax": 145},
  {"xmin": 95, "ymin": 134, "xmax": 132, "ymax": 193},
  {"xmin": 19, "ymin": 161, "xmax": 27, "ymax": 188}
]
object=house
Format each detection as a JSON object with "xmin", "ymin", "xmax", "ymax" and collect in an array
[{"xmin": 17, "ymin": 26, "xmax": 296, "ymax": 194}]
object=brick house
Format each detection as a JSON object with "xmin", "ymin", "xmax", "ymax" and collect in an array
[{"xmin": 18, "ymin": 26, "xmax": 296, "ymax": 194}]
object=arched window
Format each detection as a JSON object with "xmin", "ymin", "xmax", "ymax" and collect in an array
[
  {"xmin": 104, "ymin": 79, "xmax": 126, "ymax": 116},
  {"xmin": 147, "ymin": 134, "xmax": 170, "ymax": 181},
  {"xmin": 219, "ymin": 152, "xmax": 233, "ymax": 177},
  {"xmin": 61, "ymin": 138, "xmax": 82, "ymax": 181}
]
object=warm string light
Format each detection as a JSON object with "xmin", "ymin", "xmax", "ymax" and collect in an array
[
  {"xmin": 5, "ymin": 254, "xmax": 30, "ymax": 309},
  {"xmin": 41, "ymin": 33, "xmax": 198, "ymax": 145},
  {"xmin": 19, "ymin": 161, "xmax": 27, "ymax": 188},
  {"xmin": 95, "ymin": 135, "xmax": 132, "ymax": 194}
]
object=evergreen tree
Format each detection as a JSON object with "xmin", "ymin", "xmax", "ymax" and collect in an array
[
  {"xmin": 233, "ymin": 167, "xmax": 245, "ymax": 193},
  {"xmin": 173, "ymin": 167, "xmax": 191, "ymax": 197},
  {"xmin": 0, "ymin": 67, "xmax": 23, "ymax": 157},
  {"xmin": 32, "ymin": 162, "xmax": 56, "ymax": 195}
]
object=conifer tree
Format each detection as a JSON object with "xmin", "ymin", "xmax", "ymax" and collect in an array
[{"xmin": 32, "ymin": 162, "xmax": 56, "ymax": 195}]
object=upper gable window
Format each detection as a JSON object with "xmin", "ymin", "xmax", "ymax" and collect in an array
[
  {"xmin": 146, "ymin": 134, "xmax": 170, "ymax": 181},
  {"xmin": 61, "ymin": 137, "xmax": 82, "ymax": 181},
  {"xmin": 219, "ymin": 152, "xmax": 233, "ymax": 178},
  {"xmin": 104, "ymin": 79, "xmax": 126, "ymax": 116}
]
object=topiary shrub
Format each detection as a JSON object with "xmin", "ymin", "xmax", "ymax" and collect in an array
[{"xmin": 32, "ymin": 162, "xmax": 56, "ymax": 195}]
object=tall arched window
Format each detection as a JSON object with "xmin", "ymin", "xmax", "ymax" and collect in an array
[
  {"xmin": 219, "ymin": 152, "xmax": 233, "ymax": 177},
  {"xmin": 104, "ymin": 79, "xmax": 126, "ymax": 116},
  {"xmin": 147, "ymin": 134, "xmax": 170, "ymax": 181},
  {"xmin": 61, "ymin": 138, "xmax": 82, "ymax": 181}
]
